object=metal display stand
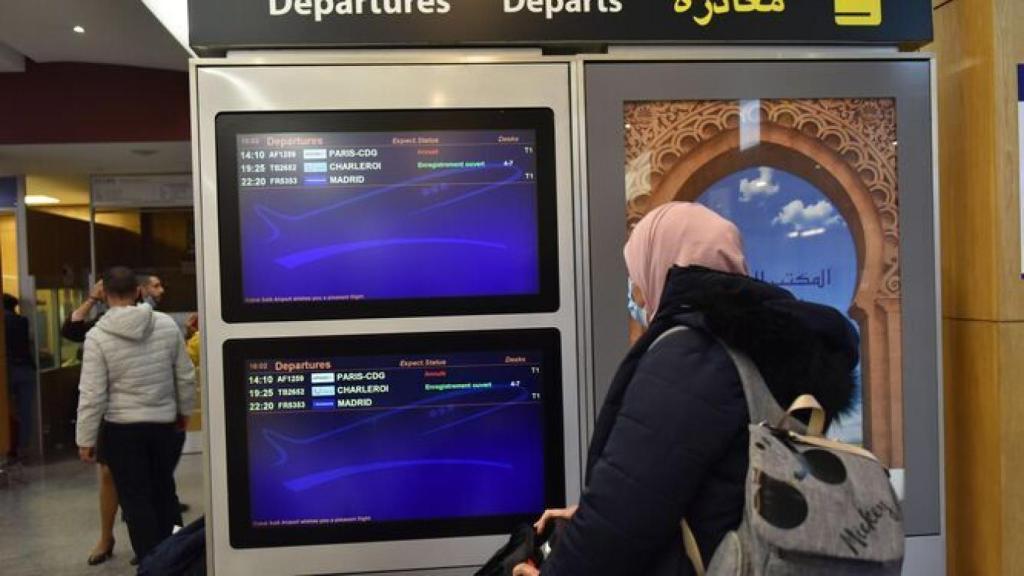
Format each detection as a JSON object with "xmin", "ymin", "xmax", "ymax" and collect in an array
[{"xmin": 190, "ymin": 45, "xmax": 943, "ymax": 576}]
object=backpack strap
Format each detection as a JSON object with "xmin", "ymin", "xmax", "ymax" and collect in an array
[
  {"xmin": 682, "ymin": 521, "xmax": 705, "ymax": 576},
  {"xmin": 651, "ymin": 326, "xmax": 809, "ymax": 432},
  {"xmin": 648, "ymin": 325, "xmax": 688, "ymax": 350},
  {"xmin": 719, "ymin": 342, "xmax": 810, "ymax": 435},
  {"xmin": 665, "ymin": 327, "xmax": 825, "ymax": 575}
]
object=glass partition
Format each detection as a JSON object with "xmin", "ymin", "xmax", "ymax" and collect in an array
[{"xmin": 33, "ymin": 287, "xmax": 86, "ymax": 371}]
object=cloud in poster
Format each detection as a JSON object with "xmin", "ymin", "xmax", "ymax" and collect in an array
[
  {"xmin": 772, "ymin": 199, "xmax": 843, "ymax": 232},
  {"xmin": 739, "ymin": 167, "xmax": 780, "ymax": 202}
]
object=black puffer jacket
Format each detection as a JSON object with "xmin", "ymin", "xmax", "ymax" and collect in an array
[{"xmin": 542, "ymin": 266, "xmax": 859, "ymax": 576}]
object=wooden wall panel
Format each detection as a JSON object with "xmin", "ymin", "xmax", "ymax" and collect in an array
[
  {"xmin": 1001, "ymin": 322, "xmax": 1024, "ymax": 574},
  {"xmin": 934, "ymin": 0, "xmax": 1001, "ymax": 321},
  {"xmin": 1, "ymin": 214, "xmax": 18, "ymax": 299},
  {"xmin": 994, "ymin": 0, "xmax": 1024, "ymax": 320},
  {"xmin": 934, "ymin": 0, "xmax": 1000, "ymax": 322},
  {"xmin": 25, "ymin": 209, "xmax": 90, "ymax": 286},
  {"xmin": 933, "ymin": 0, "xmax": 1024, "ymax": 573},
  {"xmin": 944, "ymin": 319, "xmax": 1003, "ymax": 576},
  {"xmin": 993, "ymin": 0, "xmax": 1024, "ymax": 573}
]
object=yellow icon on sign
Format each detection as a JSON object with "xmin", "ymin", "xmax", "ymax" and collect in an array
[{"xmin": 834, "ymin": 0, "xmax": 882, "ymax": 26}]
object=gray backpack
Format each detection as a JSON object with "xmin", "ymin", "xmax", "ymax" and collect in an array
[{"xmin": 682, "ymin": 341, "xmax": 905, "ymax": 576}]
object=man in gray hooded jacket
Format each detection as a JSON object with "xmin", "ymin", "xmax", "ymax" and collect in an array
[{"xmin": 76, "ymin": 266, "xmax": 196, "ymax": 562}]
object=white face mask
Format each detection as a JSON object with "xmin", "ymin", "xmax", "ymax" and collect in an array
[{"xmin": 627, "ymin": 278, "xmax": 649, "ymax": 328}]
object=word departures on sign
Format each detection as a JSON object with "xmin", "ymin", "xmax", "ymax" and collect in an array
[{"xmin": 189, "ymin": 0, "xmax": 932, "ymax": 54}]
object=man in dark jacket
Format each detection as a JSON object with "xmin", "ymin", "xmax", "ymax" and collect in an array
[
  {"xmin": 4, "ymin": 294, "xmax": 36, "ymax": 460},
  {"xmin": 531, "ymin": 266, "xmax": 858, "ymax": 576}
]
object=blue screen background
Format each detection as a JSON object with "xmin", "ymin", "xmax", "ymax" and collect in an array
[
  {"xmin": 238, "ymin": 130, "xmax": 541, "ymax": 303},
  {"xmin": 246, "ymin": 351, "xmax": 548, "ymax": 527}
]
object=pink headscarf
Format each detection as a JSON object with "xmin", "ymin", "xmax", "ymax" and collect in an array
[{"xmin": 624, "ymin": 202, "xmax": 748, "ymax": 321}]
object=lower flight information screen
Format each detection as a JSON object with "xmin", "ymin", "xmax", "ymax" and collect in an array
[{"xmin": 224, "ymin": 330, "xmax": 565, "ymax": 547}]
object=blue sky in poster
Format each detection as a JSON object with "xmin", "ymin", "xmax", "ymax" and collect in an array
[{"xmin": 697, "ymin": 166, "xmax": 863, "ymax": 442}]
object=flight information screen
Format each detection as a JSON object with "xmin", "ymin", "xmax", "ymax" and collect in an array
[
  {"xmin": 216, "ymin": 110, "xmax": 559, "ymax": 322},
  {"xmin": 224, "ymin": 330, "xmax": 565, "ymax": 547},
  {"xmin": 236, "ymin": 129, "xmax": 540, "ymax": 303}
]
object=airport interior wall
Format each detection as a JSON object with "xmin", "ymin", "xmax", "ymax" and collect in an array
[{"xmin": 931, "ymin": 0, "xmax": 1024, "ymax": 572}]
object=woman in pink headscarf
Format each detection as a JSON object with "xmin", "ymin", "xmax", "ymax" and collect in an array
[
  {"xmin": 624, "ymin": 203, "xmax": 749, "ymax": 343},
  {"xmin": 515, "ymin": 202, "xmax": 859, "ymax": 576}
]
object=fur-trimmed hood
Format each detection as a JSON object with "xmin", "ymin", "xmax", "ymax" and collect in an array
[{"xmin": 655, "ymin": 265, "xmax": 859, "ymax": 417}]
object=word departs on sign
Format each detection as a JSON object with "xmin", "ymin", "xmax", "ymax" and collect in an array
[{"xmin": 504, "ymin": 0, "xmax": 624, "ymax": 20}]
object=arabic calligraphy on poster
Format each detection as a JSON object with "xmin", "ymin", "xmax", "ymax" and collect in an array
[
  {"xmin": 674, "ymin": 0, "xmax": 785, "ymax": 27},
  {"xmin": 753, "ymin": 269, "xmax": 834, "ymax": 289}
]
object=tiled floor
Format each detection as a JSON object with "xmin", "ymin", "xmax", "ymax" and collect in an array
[{"xmin": 0, "ymin": 454, "xmax": 203, "ymax": 576}]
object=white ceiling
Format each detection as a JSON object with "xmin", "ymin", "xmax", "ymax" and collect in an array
[
  {"xmin": 0, "ymin": 3, "xmax": 190, "ymax": 177},
  {"xmin": 0, "ymin": 0, "xmax": 189, "ymax": 71},
  {"xmin": 0, "ymin": 141, "xmax": 191, "ymax": 176}
]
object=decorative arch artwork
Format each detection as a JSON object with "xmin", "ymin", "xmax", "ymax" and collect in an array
[{"xmin": 624, "ymin": 99, "xmax": 903, "ymax": 468}]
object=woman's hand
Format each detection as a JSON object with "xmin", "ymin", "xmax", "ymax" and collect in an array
[
  {"xmin": 509, "ymin": 506, "xmax": 578, "ymax": 575},
  {"xmin": 512, "ymin": 561, "xmax": 540, "ymax": 576},
  {"xmin": 78, "ymin": 446, "xmax": 96, "ymax": 463},
  {"xmin": 533, "ymin": 505, "xmax": 578, "ymax": 534}
]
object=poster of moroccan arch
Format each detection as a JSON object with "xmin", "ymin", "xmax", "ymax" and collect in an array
[{"xmin": 623, "ymin": 98, "xmax": 904, "ymax": 468}]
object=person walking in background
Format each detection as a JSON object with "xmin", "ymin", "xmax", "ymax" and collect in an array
[
  {"xmin": 3, "ymin": 294, "xmax": 36, "ymax": 462},
  {"xmin": 138, "ymin": 274, "xmax": 165, "ymax": 309},
  {"xmin": 62, "ymin": 280, "xmax": 123, "ymax": 566},
  {"xmin": 185, "ymin": 313, "xmax": 200, "ymax": 369},
  {"xmin": 76, "ymin": 266, "xmax": 196, "ymax": 563}
]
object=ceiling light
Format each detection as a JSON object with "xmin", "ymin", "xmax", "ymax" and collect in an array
[
  {"xmin": 25, "ymin": 195, "xmax": 60, "ymax": 206},
  {"xmin": 73, "ymin": 25, "xmax": 85, "ymax": 34}
]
